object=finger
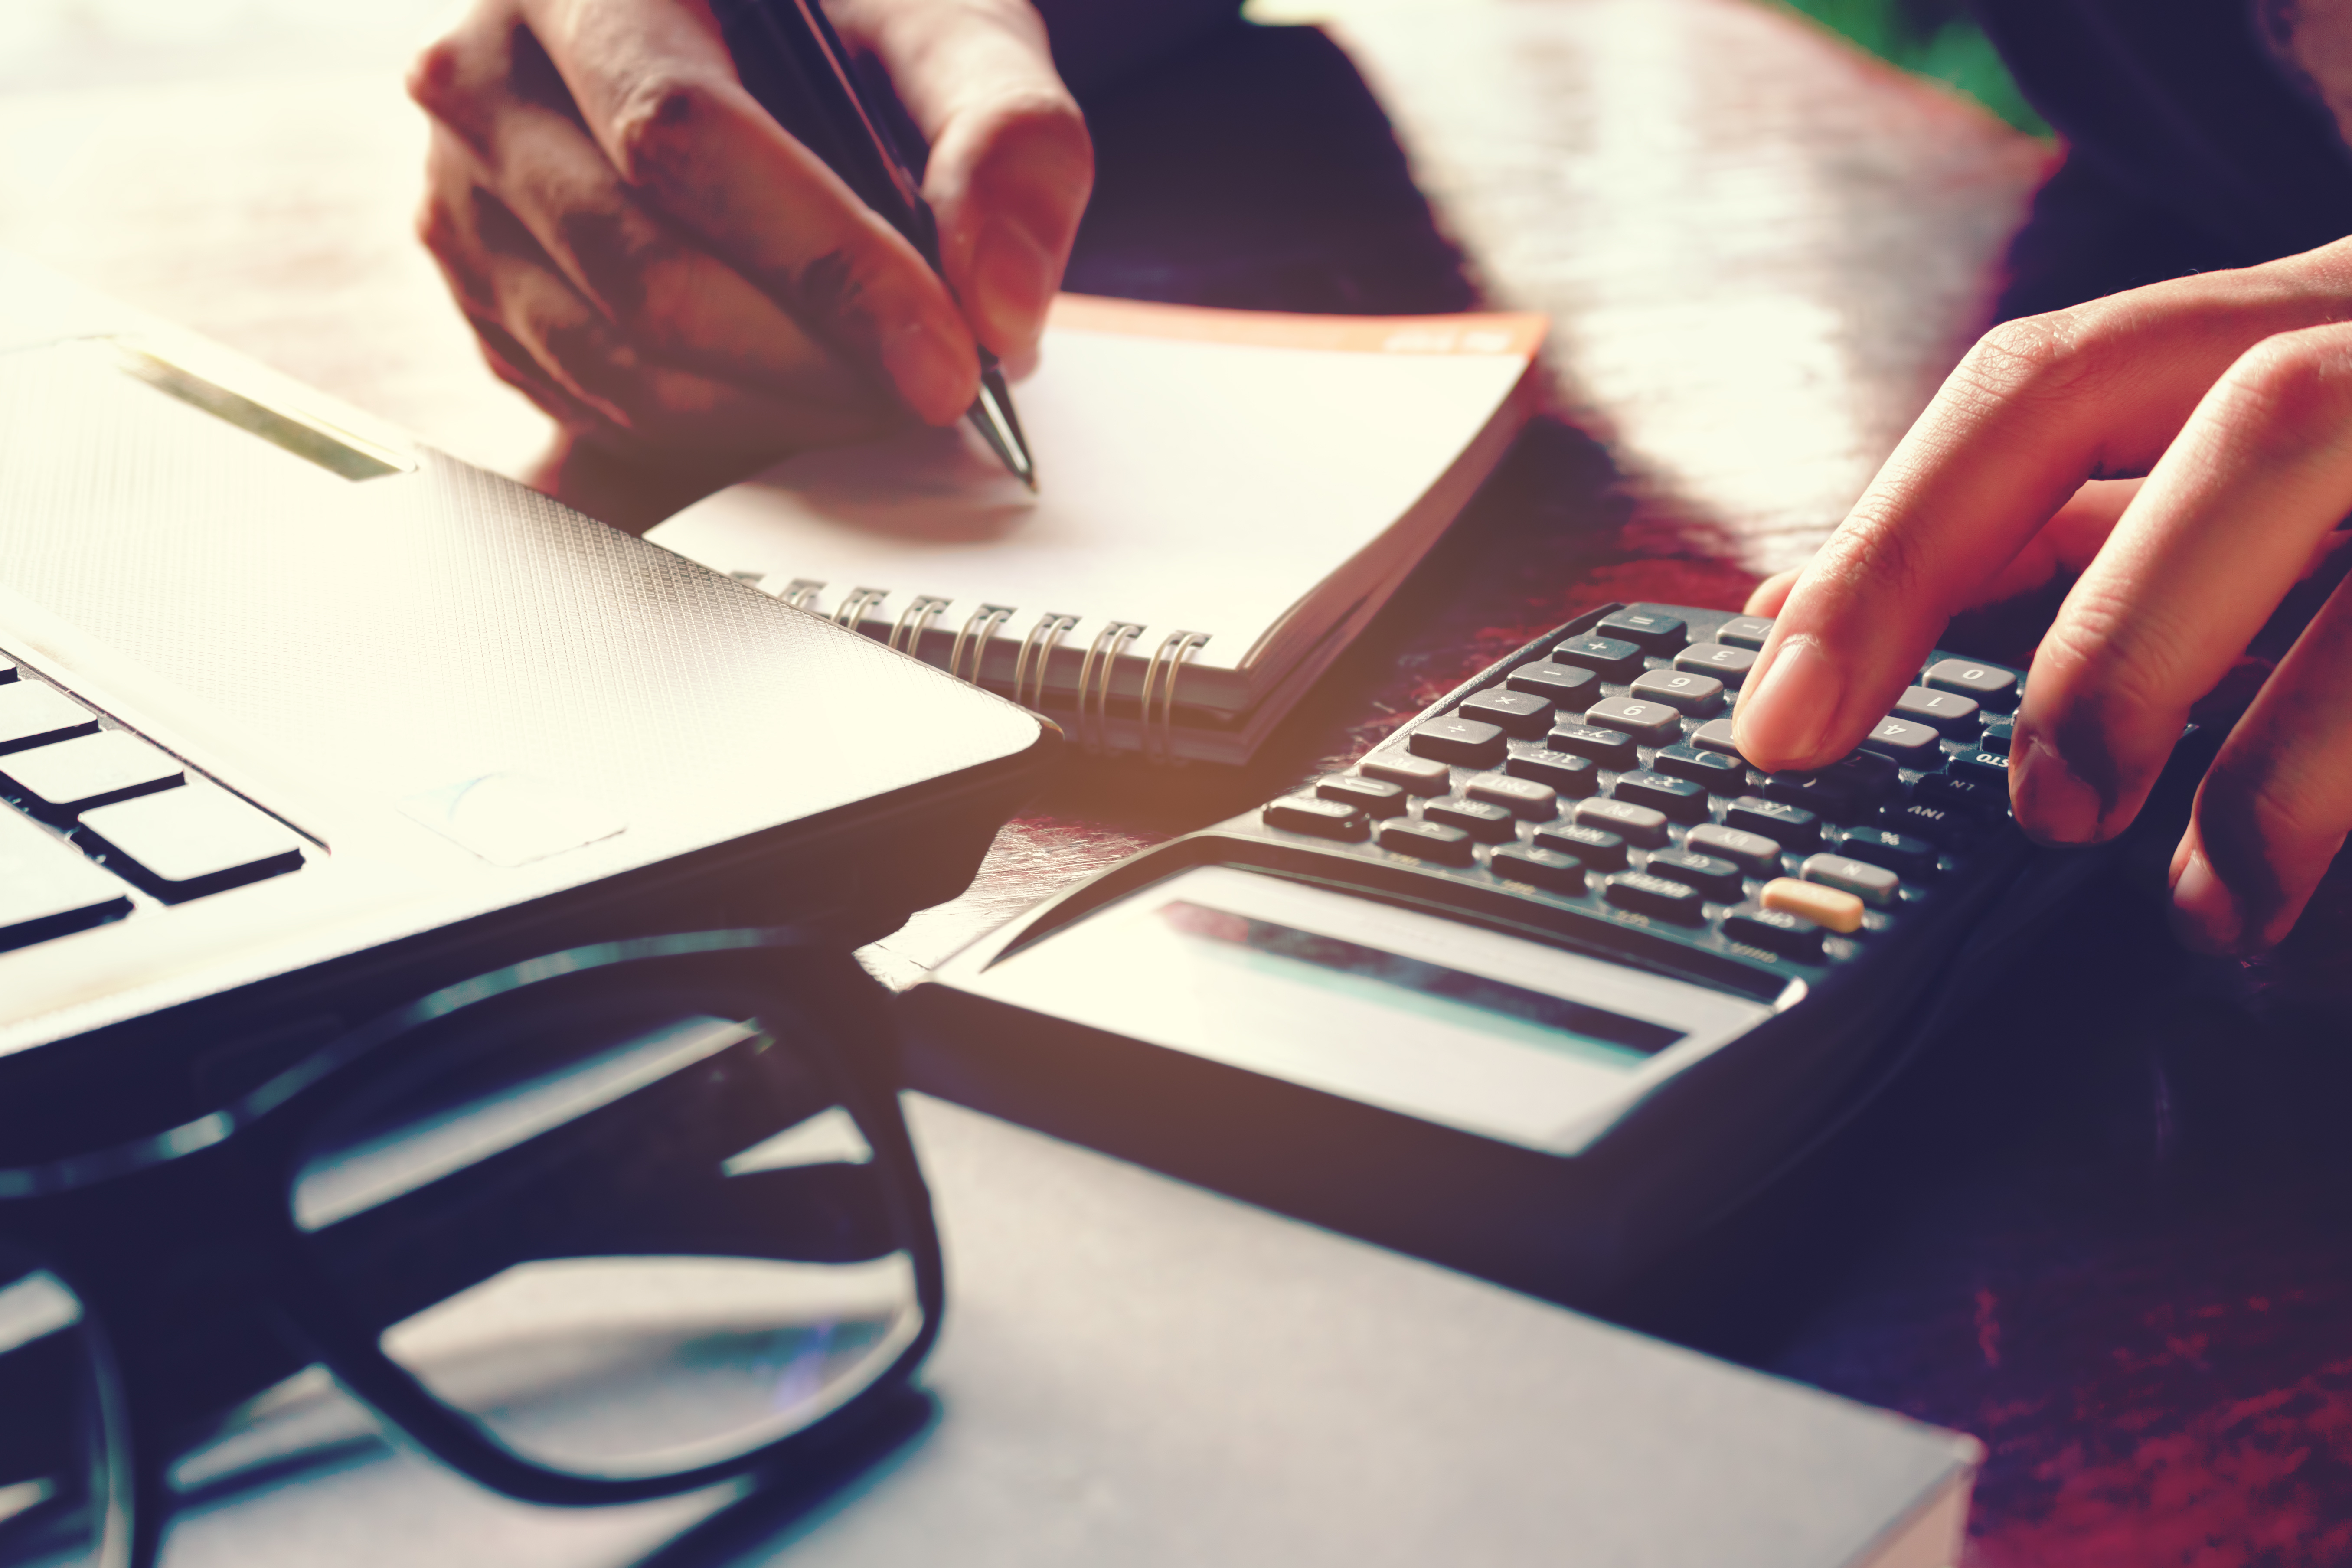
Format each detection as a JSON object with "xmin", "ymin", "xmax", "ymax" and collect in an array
[
  {"xmin": 841, "ymin": 0, "xmax": 1094, "ymax": 359},
  {"xmin": 518, "ymin": 0, "xmax": 982, "ymax": 424},
  {"xmin": 1739, "ymin": 478, "xmax": 2142, "ymax": 622},
  {"xmin": 2169, "ymin": 565, "xmax": 2352, "ymax": 953},
  {"xmin": 1745, "ymin": 569, "xmax": 1801, "ymax": 617},
  {"xmin": 455, "ymin": 183, "xmax": 879, "ymax": 457},
  {"xmin": 413, "ymin": 15, "xmax": 888, "ymax": 414},
  {"xmin": 2011, "ymin": 322, "xmax": 2352, "ymax": 848},
  {"xmin": 1734, "ymin": 245, "xmax": 2352, "ymax": 773}
]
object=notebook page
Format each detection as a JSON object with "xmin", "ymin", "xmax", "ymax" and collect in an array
[{"xmin": 650, "ymin": 298, "xmax": 1539, "ymax": 688}]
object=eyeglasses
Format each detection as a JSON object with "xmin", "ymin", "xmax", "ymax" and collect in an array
[{"xmin": 0, "ymin": 929, "xmax": 944, "ymax": 1568}]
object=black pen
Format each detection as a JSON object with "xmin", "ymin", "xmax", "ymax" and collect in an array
[{"xmin": 712, "ymin": 0, "xmax": 1038, "ymax": 490}]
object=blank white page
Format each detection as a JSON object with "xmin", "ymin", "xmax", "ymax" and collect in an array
[{"xmin": 649, "ymin": 297, "xmax": 1540, "ymax": 682}]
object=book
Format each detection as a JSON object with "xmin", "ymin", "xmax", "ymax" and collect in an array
[{"xmin": 646, "ymin": 295, "xmax": 1545, "ymax": 764}]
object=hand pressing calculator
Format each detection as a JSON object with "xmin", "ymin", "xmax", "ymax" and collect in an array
[{"xmin": 902, "ymin": 604, "xmax": 2199, "ymax": 1304}]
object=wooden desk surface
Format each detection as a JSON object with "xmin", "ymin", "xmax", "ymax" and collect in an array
[{"xmin": 7, "ymin": 3, "xmax": 2351, "ymax": 1561}]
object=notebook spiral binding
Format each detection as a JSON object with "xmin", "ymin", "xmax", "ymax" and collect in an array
[{"xmin": 739, "ymin": 576, "xmax": 1209, "ymax": 761}]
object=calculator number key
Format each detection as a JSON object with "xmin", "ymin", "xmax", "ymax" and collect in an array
[
  {"xmin": 1857, "ymin": 716, "xmax": 1941, "ymax": 765},
  {"xmin": 1672, "ymin": 644, "xmax": 1757, "ymax": 686},
  {"xmin": 1921, "ymin": 658, "xmax": 2018, "ymax": 712},
  {"xmin": 1584, "ymin": 696, "xmax": 1682, "ymax": 746},
  {"xmin": 1628, "ymin": 669, "xmax": 1725, "ymax": 717}
]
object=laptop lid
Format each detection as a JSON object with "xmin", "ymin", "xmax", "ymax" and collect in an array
[{"xmin": 0, "ymin": 257, "xmax": 1052, "ymax": 1141}]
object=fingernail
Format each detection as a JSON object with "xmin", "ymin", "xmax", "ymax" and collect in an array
[
  {"xmin": 971, "ymin": 219, "xmax": 1056, "ymax": 356},
  {"xmin": 2168, "ymin": 849, "xmax": 2242, "ymax": 954},
  {"xmin": 2009, "ymin": 733, "xmax": 2101, "ymax": 845},
  {"xmin": 1733, "ymin": 636, "xmax": 1841, "ymax": 767},
  {"xmin": 880, "ymin": 318, "xmax": 974, "ymax": 425}
]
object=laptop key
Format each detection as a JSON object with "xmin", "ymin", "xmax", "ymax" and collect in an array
[
  {"xmin": 1, "ymin": 731, "xmax": 184, "ymax": 820},
  {"xmin": 0, "ymin": 809, "xmax": 131, "ymax": 950},
  {"xmin": 79, "ymin": 784, "xmax": 304, "ymax": 898},
  {"xmin": 0, "ymin": 682, "xmax": 101, "ymax": 754}
]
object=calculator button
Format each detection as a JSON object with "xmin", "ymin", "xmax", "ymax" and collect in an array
[
  {"xmin": 1610, "ymin": 770, "xmax": 1709, "ymax": 823},
  {"xmin": 1715, "ymin": 616, "xmax": 1775, "ymax": 650},
  {"xmin": 1799, "ymin": 853, "xmax": 1901, "ymax": 907},
  {"xmin": 78, "ymin": 784, "xmax": 304, "ymax": 897},
  {"xmin": 1265, "ymin": 796, "xmax": 1370, "ymax": 839},
  {"xmin": 1490, "ymin": 844, "xmax": 1586, "ymax": 894},
  {"xmin": 1604, "ymin": 873, "xmax": 1706, "ymax": 924},
  {"xmin": 1408, "ymin": 715, "xmax": 1506, "ymax": 768},
  {"xmin": 1857, "ymin": 716, "xmax": 1942, "ymax": 765},
  {"xmin": 1465, "ymin": 771, "xmax": 1558, "ymax": 820},
  {"xmin": 1922, "ymin": 658, "xmax": 2018, "ymax": 712},
  {"xmin": 1950, "ymin": 751, "xmax": 2011, "ymax": 791},
  {"xmin": 1535, "ymin": 824, "xmax": 1627, "ymax": 870},
  {"xmin": 0, "ymin": 809, "xmax": 131, "ymax": 950},
  {"xmin": 0, "ymin": 684, "xmax": 101, "ymax": 754},
  {"xmin": 1314, "ymin": 776, "xmax": 1408, "ymax": 818},
  {"xmin": 1506, "ymin": 748, "xmax": 1600, "ymax": 796},
  {"xmin": 1362, "ymin": 754, "xmax": 1452, "ymax": 796},
  {"xmin": 1650, "ymin": 744, "xmax": 1744, "ymax": 789},
  {"xmin": 1835, "ymin": 826, "xmax": 1937, "ymax": 879},
  {"xmin": 1824, "ymin": 749, "xmax": 1900, "ymax": 804},
  {"xmin": 0, "ymin": 732, "xmax": 183, "ymax": 821},
  {"xmin": 1457, "ymin": 689, "xmax": 1553, "ymax": 738},
  {"xmin": 1644, "ymin": 849, "xmax": 1741, "ymax": 901},
  {"xmin": 1378, "ymin": 818, "xmax": 1475, "ymax": 865},
  {"xmin": 1690, "ymin": 717, "xmax": 1745, "ymax": 756},
  {"xmin": 1552, "ymin": 635, "xmax": 1645, "ymax": 681},
  {"xmin": 1547, "ymin": 723, "xmax": 1639, "ymax": 770},
  {"xmin": 1685, "ymin": 823, "xmax": 1783, "ymax": 876},
  {"xmin": 1597, "ymin": 610, "xmax": 1686, "ymax": 653},
  {"xmin": 1583, "ymin": 696, "xmax": 1682, "ymax": 746},
  {"xmin": 1724, "ymin": 796, "xmax": 1821, "ymax": 850},
  {"xmin": 1892, "ymin": 686, "xmax": 1981, "ymax": 737},
  {"xmin": 1721, "ymin": 908, "xmax": 1825, "ymax": 961},
  {"xmin": 1673, "ymin": 644, "xmax": 1757, "ymax": 686},
  {"xmin": 1758, "ymin": 877, "xmax": 1863, "ymax": 934},
  {"xmin": 1574, "ymin": 797, "xmax": 1670, "ymax": 848},
  {"xmin": 1763, "ymin": 771, "xmax": 1868, "ymax": 823},
  {"xmin": 1980, "ymin": 716, "xmax": 2015, "ymax": 755},
  {"xmin": 1426, "ymin": 797, "xmax": 1519, "ymax": 842},
  {"xmin": 1913, "ymin": 772, "xmax": 2007, "ymax": 817},
  {"xmin": 1629, "ymin": 669, "xmax": 1725, "ymax": 717},
  {"xmin": 1505, "ymin": 662, "xmax": 1603, "ymax": 706},
  {"xmin": 1878, "ymin": 801, "xmax": 1972, "ymax": 849}
]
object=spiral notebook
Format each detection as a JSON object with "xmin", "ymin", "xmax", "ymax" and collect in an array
[{"xmin": 647, "ymin": 295, "xmax": 1545, "ymax": 763}]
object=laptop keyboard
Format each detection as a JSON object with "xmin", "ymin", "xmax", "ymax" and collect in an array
[{"xmin": 0, "ymin": 657, "xmax": 306, "ymax": 951}]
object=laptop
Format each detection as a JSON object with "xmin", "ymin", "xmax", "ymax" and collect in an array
[{"xmin": 0, "ymin": 253, "xmax": 1055, "ymax": 1157}]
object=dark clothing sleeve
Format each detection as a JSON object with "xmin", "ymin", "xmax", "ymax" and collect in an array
[{"xmin": 1975, "ymin": 0, "xmax": 2352, "ymax": 315}]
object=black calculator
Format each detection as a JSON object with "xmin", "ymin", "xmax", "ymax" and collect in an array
[{"xmin": 902, "ymin": 604, "xmax": 2196, "ymax": 1304}]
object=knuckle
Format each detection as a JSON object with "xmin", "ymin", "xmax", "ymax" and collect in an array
[
  {"xmin": 1950, "ymin": 306, "xmax": 2115, "ymax": 415},
  {"xmin": 2033, "ymin": 599, "xmax": 2184, "ymax": 736},
  {"xmin": 607, "ymin": 73, "xmax": 716, "ymax": 188},
  {"xmin": 1811, "ymin": 493, "xmax": 1935, "ymax": 609},
  {"xmin": 2208, "ymin": 331, "xmax": 2352, "ymax": 458},
  {"xmin": 2200, "ymin": 746, "xmax": 2336, "ymax": 862},
  {"xmin": 405, "ymin": 34, "xmax": 467, "ymax": 116}
]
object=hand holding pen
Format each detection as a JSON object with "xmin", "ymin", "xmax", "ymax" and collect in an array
[{"xmin": 409, "ymin": 0, "xmax": 1090, "ymax": 496}]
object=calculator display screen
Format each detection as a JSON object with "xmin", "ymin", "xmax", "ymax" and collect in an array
[
  {"xmin": 1155, "ymin": 901, "xmax": 1686, "ymax": 1059},
  {"xmin": 973, "ymin": 865, "xmax": 1772, "ymax": 1155}
]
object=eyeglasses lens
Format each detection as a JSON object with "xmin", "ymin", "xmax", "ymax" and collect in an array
[
  {"xmin": 287, "ymin": 1006, "xmax": 923, "ymax": 1482},
  {"xmin": 0, "ymin": 1267, "xmax": 121, "ymax": 1568}
]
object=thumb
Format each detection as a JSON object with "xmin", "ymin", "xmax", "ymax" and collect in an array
[{"xmin": 841, "ymin": 0, "xmax": 1094, "ymax": 361}]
